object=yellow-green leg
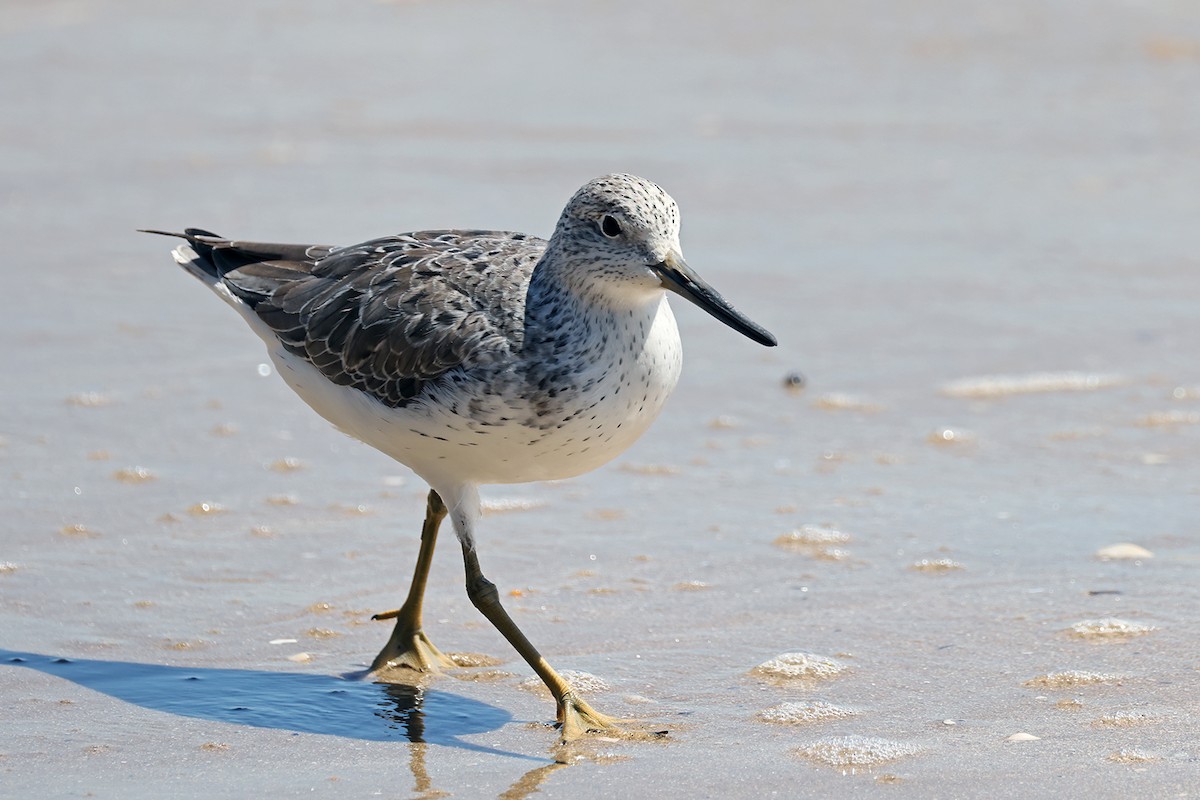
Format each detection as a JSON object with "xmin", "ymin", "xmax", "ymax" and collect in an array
[
  {"xmin": 370, "ymin": 490, "xmax": 456, "ymax": 675},
  {"xmin": 461, "ymin": 543, "xmax": 616, "ymax": 742}
]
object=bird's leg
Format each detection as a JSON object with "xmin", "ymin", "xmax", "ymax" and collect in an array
[
  {"xmin": 370, "ymin": 490, "xmax": 456, "ymax": 675},
  {"xmin": 461, "ymin": 543, "xmax": 616, "ymax": 742}
]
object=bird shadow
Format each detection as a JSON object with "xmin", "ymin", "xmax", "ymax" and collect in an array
[{"xmin": 0, "ymin": 647, "xmax": 541, "ymax": 761}]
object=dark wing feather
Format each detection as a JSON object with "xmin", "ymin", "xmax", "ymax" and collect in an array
[{"xmin": 203, "ymin": 230, "xmax": 545, "ymax": 408}]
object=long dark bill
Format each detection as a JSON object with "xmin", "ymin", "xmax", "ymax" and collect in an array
[{"xmin": 654, "ymin": 254, "xmax": 777, "ymax": 347}]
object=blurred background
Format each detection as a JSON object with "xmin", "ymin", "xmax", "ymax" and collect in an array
[{"xmin": 3, "ymin": 1, "xmax": 1199, "ymax": 797}]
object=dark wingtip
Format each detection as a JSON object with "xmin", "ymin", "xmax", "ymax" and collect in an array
[
  {"xmin": 184, "ymin": 227, "xmax": 223, "ymax": 239},
  {"xmin": 140, "ymin": 228, "xmax": 228, "ymax": 281},
  {"xmin": 138, "ymin": 228, "xmax": 224, "ymax": 242}
]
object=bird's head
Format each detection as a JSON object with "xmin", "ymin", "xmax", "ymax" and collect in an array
[{"xmin": 548, "ymin": 173, "xmax": 776, "ymax": 347}]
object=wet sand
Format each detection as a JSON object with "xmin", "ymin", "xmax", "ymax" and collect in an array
[{"xmin": 3, "ymin": 1, "xmax": 1199, "ymax": 797}]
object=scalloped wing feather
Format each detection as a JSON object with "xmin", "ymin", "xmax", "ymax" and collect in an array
[{"xmin": 217, "ymin": 231, "xmax": 545, "ymax": 407}]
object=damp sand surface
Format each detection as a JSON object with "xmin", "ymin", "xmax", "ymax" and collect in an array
[{"xmin": 3, "ymin": 1, "xmax": 1200, "ymax": 798}]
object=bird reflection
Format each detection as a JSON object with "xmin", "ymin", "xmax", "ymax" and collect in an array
[{"xmin": 374, "ymin": 681, "xmax": 427, "ymax": 740}]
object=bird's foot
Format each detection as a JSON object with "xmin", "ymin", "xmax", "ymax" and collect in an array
[
  {"xmin": 370, "ymin": 607, "xmax": 402, "ymax": 621},
  {"xmin": 370, "ymin": 627, "xmax": 456, "ymax": 677},
  {"xmin": 553, "ymin": 695, "xmax": 671, "ymax": 746},
  {"xmin": 556, "ymin": 692, "xmax": 619, "ymax": 743}
]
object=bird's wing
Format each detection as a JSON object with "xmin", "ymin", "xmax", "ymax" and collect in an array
[{"xmin": 186, "ymin": 229, "xmax": 546, "ymax": 408}]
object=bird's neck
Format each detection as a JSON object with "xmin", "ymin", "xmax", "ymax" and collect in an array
[{"xmin": 525, "ymin": 248, "xmax": 663, "ymax": 357}]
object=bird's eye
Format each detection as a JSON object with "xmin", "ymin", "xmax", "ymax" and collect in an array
[{"xmin": 599, "ymin": 215, "xmax": 622, "ymax": 238}]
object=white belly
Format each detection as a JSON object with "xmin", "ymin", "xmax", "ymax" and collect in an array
[{"xmin": 264, "ymin": 295, "xmax": 684, "ymax": 489}]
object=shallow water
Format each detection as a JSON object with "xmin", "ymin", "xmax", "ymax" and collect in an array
[{"xmin": 3, "ymin": 0, "xmax": 1200, "ymax": 797}]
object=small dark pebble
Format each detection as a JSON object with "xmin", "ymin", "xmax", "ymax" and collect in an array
[{"xmin": 782, "ymin": 372, "xmax": 806, "ymax": 392}]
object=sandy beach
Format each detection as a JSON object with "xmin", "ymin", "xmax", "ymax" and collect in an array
[{"xmin": 3, "ymin": 1, "xmax": 1199, "ymax": 797}]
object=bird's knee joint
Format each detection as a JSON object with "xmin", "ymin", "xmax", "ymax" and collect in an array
[{"xmin": 467, "ymin": 576, "xmax": 500, "ymax": 610}]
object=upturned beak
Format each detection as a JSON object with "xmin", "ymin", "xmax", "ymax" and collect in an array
[{"xmin": 653, "ymin": 252, "xmax": 777, "ymax": 347}]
